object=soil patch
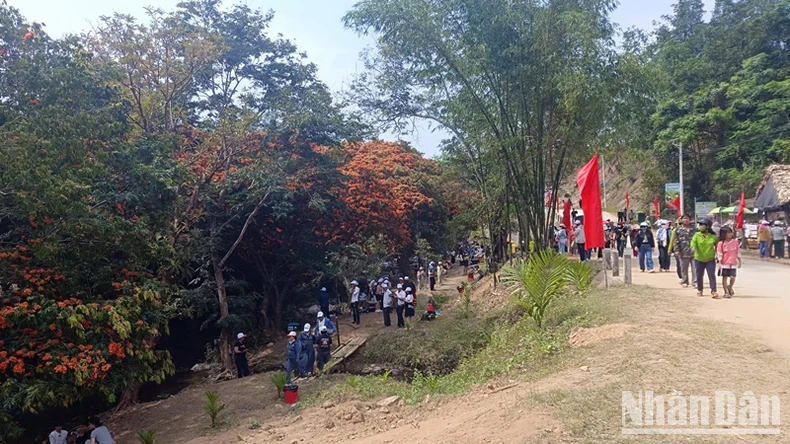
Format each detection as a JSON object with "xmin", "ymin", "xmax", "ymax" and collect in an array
[{"xmin": 567, "ymin": 323, "xmax": 631, "ymax": 347}]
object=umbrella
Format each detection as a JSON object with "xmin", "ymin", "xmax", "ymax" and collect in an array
[
  {"xmin": 721, "ymin": 206, "xmax": 755, "ymax": 214},
  {"xmin": 708, "ymin": 207, "xmax": 726, "ymax": 214}
]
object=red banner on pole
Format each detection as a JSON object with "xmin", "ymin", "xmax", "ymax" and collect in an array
[
  {"xmin": 736, "ymin": 192, "xmax": 746, "ymax": 229},
  {"xmin": 625, "ymin": 192, "xmax": 630, "ymax": 212},
  {"xmin": 576, "ymin": 154, "xmax": 604, "ymax": 249}
]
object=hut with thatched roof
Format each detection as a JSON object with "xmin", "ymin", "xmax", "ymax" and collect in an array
[{"xmin": 755, "ymin": 164, "xmax": 790, "ymax": 220}]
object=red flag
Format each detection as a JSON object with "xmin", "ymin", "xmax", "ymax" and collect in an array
[
  {"xmin": 736, "ymin": 192, "xmax": 746, "ymax": 229},
  {"xmin": 562, "ymin": 199, "xmax": 572, "ymax": 230},
  {"xmin": 576, "ymin": 154, "xmax": 604, "ymax": 249},
  {"xmin": 672, "ymin": 195, "xmax": 681, "ymax": 214},
  {"xmin": 653, "ymin": 197, "xmax": 660, "ymax": 218},
  {"xmin": 625, "ymin": 193, "xmax": 630, "ymax": 212}
]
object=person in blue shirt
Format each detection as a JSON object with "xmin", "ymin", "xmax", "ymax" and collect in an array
[
  {"xmin": 285, "ymin": 331, "xmax": 305, "ymax": 383},
  {"xmin": 319, "ymin": 287, "xmax": 330, "ymax": 316},
  {"xmin": 314, "ymin": 311, "xmax": 336, "ymax": 335},
  {"xmin": 298, "ymin": 323, "xmax": 316, "ymax": 376}
]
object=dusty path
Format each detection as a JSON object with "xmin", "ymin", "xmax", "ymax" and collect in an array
[{"xmin": 629, "ymin": 255, "xmax": 790, "ymax": 354}]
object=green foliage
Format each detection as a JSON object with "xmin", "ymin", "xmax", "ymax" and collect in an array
[
  {"xmin": 568, "ymin": 262, "xmax": 595, "ymax": 294},
  {"xmin": 501, "ymin": 252, "xmax": 588, "ymax": 328},
  {"xmin": 249, "ymin": 420, "xmax": 261, "ymax": 430},
  {"xmin": 650, "ymin": 0, "xmax": 790, "ymax": 203},
  {"xmin": 363, "ymin": 310, "xmax": 492, "ymax": 375},
  {"xmin": 137, "ymin": 429, "xmax": 156, "ymax": 444},
  {"xmin": 460, "ymin": 285, "xmax": 473, "ymax": 319},
  {"xmin": 203, "ymin": 391, "xmax": 226, "ymax": 428},
  {"xmin": 271, "ymin": 373, "xmax": 288, "ymax": 399}
]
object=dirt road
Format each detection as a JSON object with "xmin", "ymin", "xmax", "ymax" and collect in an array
[{"xmin": 630, "ymin": 255, "xmax": 790, "ymax": 354}]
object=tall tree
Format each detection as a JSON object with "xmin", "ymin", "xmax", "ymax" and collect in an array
[{"xmin": 343, "ymin": 0, "xmax": 634, "ymax": 250}]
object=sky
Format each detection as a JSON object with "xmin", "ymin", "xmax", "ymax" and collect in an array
[{"xmin": 13, "ymin": 0, "xmax": 715, "ymax": 157}]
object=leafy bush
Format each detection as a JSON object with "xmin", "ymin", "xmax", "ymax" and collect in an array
[
  {"xmin": 137, "ymin": 429, "xmax": 156, "ymax": 444},
  {"xmin": 203, "ymin": 391, "xmax": 226, "ymax": 427},
  {"xmin": 249, "ymin": 420, "xmax": 261, "ymax": 430},
  {"xmin": 568, "ymin": 261, "xmax": 594, "ymax": 294},
  {"xmin": 271, "ymin": 373, "xmax": 288, "ymax": 399}
]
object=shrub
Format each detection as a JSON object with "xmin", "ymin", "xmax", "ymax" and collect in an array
[
  {"xmin": 203, "ymin": 391, "xmax": 226, "ymax": 427},
  {"xmin": 271, "ymin": 373, "xmax": 288, "ymax": 399}
]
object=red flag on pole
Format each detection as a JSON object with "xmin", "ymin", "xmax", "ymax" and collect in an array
[
  {"xmin": 735, "ymin": 192, "xmax": 746, "ymax": 229},
  {"xmin": 672, "ymin": 195, "xmax": 681, "ymax": 214},
  {"xmin": 653, "ymin": 197, "xmax": 660, "ymax": 219},
  {"xmin": 625, "ymin": 193, "xmax": 630, "ymax": 212},
  {"xmin": 576, "ymin": 154, "xmax": 604, "ymax": 249},
  {"xmin": 562, "ymin": 199, "xmax": 572, "ymax": 229}
]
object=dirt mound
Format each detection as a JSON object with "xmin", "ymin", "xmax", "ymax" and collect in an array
[{"xmin": 568, "ymin": 324, "xmax": 631, "ymax": 347}]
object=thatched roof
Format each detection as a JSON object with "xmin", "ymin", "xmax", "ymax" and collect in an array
[{"xmin": 755, "ymin": 165, "xmax": 790, "ymax": 209}]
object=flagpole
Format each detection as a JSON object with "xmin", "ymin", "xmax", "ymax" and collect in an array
[
  {"xmin": 678, "ymin": 142, "xmax": 684, "ymax": 215},
  {"xmin": 601, "ymin": 154, "xmax": 607, "ymax": 210}
]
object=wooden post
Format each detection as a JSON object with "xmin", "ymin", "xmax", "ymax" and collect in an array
[
  {"xmin": 624, "ymin": 252, "xmax": 632, "ymax": 284},
  {"xmin": 603, "ymin": 248, "xmax": 612, "ymax": 270},
  {"xmin": 612, "ymin": 251, "xmax": 620, "ymax": 277}
]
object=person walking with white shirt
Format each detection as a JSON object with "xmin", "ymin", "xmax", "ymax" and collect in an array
[
  {"xmin": 349, "ymin": 280, "xmax": 361, "ymax": 325},
  {"xmin": 394, "ymin": 284, "xmax": 406, "ymax": 328},
  {"xmin": 656, "ymin": 221, "xmax": 671, "ymax": 272},
  {"xmin": 381, "ymin": 283, "xmax": 392, "ymax": 327},
  {"xmin": 48, "ymin": 424, "xmax": 68, "ymax": 444},
  {"xmin": 404, "ymin": 288, "xmax": 415, "ymax": 320}
]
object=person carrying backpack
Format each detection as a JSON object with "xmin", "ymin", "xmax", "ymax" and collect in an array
[{"xmin": 315, "ymin": 326, "xmax": 333, "ymax": 373}]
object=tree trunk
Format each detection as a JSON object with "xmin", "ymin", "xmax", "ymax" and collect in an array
[
  {"xmin": 210, "ymin": 218, "xmax": 232, "ymax": 371},
  {"xmin": 212, "ymin": 253, "xmax": 232, "ymax": 371},
  {"xmin": 113, "ymin": 382, "xmax": 142, "ymax": 415}
]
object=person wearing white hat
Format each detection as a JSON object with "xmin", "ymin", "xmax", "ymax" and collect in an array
[
  {"xmin": 381, "ymin": 282, "xmax": 393, "ymax": 327},
  {"xmin": 315, "ymin": 326, "xmax": 333, "ymax": 373},
  {"xmin": 635, "ymin": 221, "xmax": 656, "ymax": 273},
  {"xmin": 349, "ymin": 280, "xmax": 361, "ymax": 325},
  {"xmin": 319, "ymin": 287, "xmax": 330, "ymax": 317},
  {"xmin": 234, "ymin": 332, "xmax": 250, "ymax": 378},
  {"xmin": 314, "ymin": 311, "xmax": 336, "ymax": 335},
  {"xmin": 395, "ymin": 284, "xmax": 406, "ymax": 328},
  {"xmin": 298, "ymin": 323, "xmax": 316, "ymax": 376},
  {"xmin": 285, "ymin": 331, "xmax": 305, "ymax": 383}
]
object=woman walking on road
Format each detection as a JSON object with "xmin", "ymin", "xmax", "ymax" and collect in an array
[{"xmin": 691, "ymin": 218, "xmax": 720, "ymax": 299}]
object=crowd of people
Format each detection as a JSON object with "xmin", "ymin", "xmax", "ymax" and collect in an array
[
  {"xmin": 757, "ymin": 220, "xmax": 790, "ymax": 259},
  {"xmin": 553, "ymin": 212, "xmax": 789, "ymax": 300}
]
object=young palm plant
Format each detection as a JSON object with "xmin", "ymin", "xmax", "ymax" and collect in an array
[
  {"xmin": 203, "ymin": 391, "xmax": 226, "ymax": 427},
  {"xmin": 501, "ymin": 251, "xmax": 573, "ymax": 328}
]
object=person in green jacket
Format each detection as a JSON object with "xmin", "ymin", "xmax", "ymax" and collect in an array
[{"xmin": 690, "ymin": 218, "xmax": 719, "ymax": 299}]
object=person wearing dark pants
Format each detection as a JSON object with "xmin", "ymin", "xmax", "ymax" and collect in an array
[
  {"xmin": 394, "ymin": 284, "xmax": 406, "ymax": 328},
  {"xmin": 319, "ymin": 286, "xmax": 330, "ymax": 317},
  {"xmin": 690, "ymin": 218, "xmax": 719, "ymax": 298},
  {"xmin": 573, "ymin": 220, "xmax": 587, "ymax": 261},
  {"xmin": 298, "ymin": 324, "xmax": 315, "ymax": 376},
  {"xmin": 349, "ymin": 280, "xmax": 361, "ymax": 325},
  {"xmin": 656, "ymin": 221, "xmax": 670, "ymax": 272},
  {"xmin": 234, "ymin": 332, "xmax": 250, "ymax": 378},
  {"xmin": 285, "ymin": 331, "xmax": 304, "ymax": 383},
  {"xmin": 315, "ymin": 327, "xmax": 332, "ymax": 372},
  {"xmin": 382, "ymin": 284, "xmax": 392, "ymax": 327}
]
